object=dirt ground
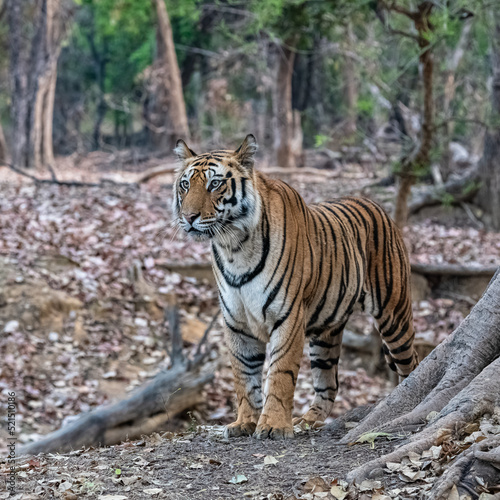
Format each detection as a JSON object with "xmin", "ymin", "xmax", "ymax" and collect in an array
[{"xmin": 8, "ymin": 425, "xmax": 405, "ymax": 500}]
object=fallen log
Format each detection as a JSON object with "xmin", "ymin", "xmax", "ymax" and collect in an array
[
  {"xmin": 411, "ymin": 262, "xmax": 498, "ymax": 277},
  {"xmin": 408, "ymin": 168, "xmax": 480, "ymax": 215},
  {"xmin": 135, "ymin": 164, "xmax": 342, "ymax": 184},
  {"xmin": 135, "ymin": 163, "xmax": 177, "ymax": 183},
  {"xmin": 342, "ymin": 329, "xmax": 379, "ymax": 354},
  {"xmin": 19, "ymin": 307, "xmax": 219, "ymax": 456}
]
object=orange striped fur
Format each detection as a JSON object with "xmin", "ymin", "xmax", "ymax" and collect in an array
[{"xmin": 173, "ymin": 135, "xmax": 418, "ymax": 439}]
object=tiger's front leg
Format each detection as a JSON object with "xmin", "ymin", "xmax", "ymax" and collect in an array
[
  {"xmin": 254, "ymin": 309, "xmax": 305, "ymax": 440},
  {"xmin": 224, "ymin": 329, "xmax": 266, "ymax": 438}
]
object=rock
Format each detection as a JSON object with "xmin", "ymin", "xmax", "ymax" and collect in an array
[
  {"xmin": 449, "ymin": 142, "xmax": 470, "ymax": 166},
  {"xmin": 48, "ymin": 332, "xmax": 59, "ymax": 342},
  {"xmin": 3, "ymin": 320, "xmax": 20, "ymax": 333}
]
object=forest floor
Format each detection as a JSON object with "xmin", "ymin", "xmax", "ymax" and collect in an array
[
  {"xmin": 1, "ymin": 153, "xmax": 500, "ymax": 499},
  {"xmin": 1, "ymin": 424, "xmax": 426, "ymax": 499}
]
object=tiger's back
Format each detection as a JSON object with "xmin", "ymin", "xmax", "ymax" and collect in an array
[{"xmin": 173, "ymin": 135, "xmax": 418, "ymax": 439}]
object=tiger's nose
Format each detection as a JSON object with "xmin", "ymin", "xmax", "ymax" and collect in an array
[{"xmin": 183, "ymin": 212, "xmax": 200, "ymax": 225}]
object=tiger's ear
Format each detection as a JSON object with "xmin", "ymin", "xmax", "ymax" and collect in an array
[
  {"xmin": 233, "ymin": 134, "xmax": 258, "ymax": 171},
  {"xmin": 174, "ymin": 139, "xmax": 197, "ymax": 162}
]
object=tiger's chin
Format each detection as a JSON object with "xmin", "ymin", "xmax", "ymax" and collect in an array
[{"xmin": 185, "ymin": 228, "xmax": 213, "ymax": 241}]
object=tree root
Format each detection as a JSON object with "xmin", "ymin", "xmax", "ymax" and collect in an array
[
  {"xmin": 429, "ymin": 436, "xmax": 500, "ymax": 499},
  {"xmin": 346, "ymin": 356, "xmax": 500, "ymax": 488},
  {"xmin": 342, "ymin": 270, "xmax": 500, "ymax": 445}
]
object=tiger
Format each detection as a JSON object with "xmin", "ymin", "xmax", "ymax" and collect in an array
[{"xmin": 173, "ymin": 134, "xmax": 418, "ymax": 440}]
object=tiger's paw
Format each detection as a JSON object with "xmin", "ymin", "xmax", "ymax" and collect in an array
[
  {"xmin": 223, "ymin": 421, "xmax": 257, "ymax": 438},
  {"xmin": 292, "ymin": 407, "xmax": 326, "ymax": 430},
  {"xmin": 292, "ymin": 415, "xmax": 326, "ymax": 430},
  {"xmin": 253, "ymin": 423, "xmax": 294, "ymax": 440}
]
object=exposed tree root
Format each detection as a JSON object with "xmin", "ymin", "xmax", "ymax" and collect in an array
[
  {"xmin": 343, "ymin": 271, "xmax": 500, "ymax": 497},
  {"xmin": 346, "ymin": 356, "xmax": 500, "ymax": 483},
  {"xmin": 341, "ymin": 270, "xmax": 500, "ymax": 444},
  {"xmin": 430, "ymin": 436, "xmax": 500, "ymax": 499}
]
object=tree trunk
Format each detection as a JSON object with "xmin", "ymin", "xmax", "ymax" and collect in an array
[
  {"xmin": 0, "ymin": 121, "xmax": 8, "ymax": 163},
  {"xmin": 274, "ymin": 40, "xmax": 298, "ymax": 168},
  {"xmin": 476, "ymin": 12, "xmax": 500, "ymax": 230},
  {"xmin": 440, "ymin": 19, "xmax": 473, "ymax": 181},
  {"xmin": 342, "ymin": 270, "xmax": 500, "ymax": 498},
  {"xmin": 7, "ymin": 0, "xmax": 29, "ymax": 168},
  {"xmin": 394, "ymin": 6, "xmax": 434, "ymax": 228},
  {"xmin": 6, "ymin": 0, "xmax": 71, "ymax": 168},
  {"xmin": 343, "ymin": 23, "xmax": 358, "ymax": 138},
  {"xmin": 151, "ymin": 0, "xmax": 189, "ymax": 149}
]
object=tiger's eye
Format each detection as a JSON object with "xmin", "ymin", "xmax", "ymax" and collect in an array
[
  {"xmin": 180, "ymin": 180, "xmax": 189, "ymax": 190},
  {"xmin": 209, "ymin": 180, "xmax": 221, "ymax": 190}
]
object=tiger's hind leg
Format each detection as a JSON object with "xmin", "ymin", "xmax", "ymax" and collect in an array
[
  {"xmin": 375, "ymin": 297, "xmax": 419, "ymax": 382},
  {"xmin": 294, "ymin": 323, "xmax": 346, "ymax": 427}
]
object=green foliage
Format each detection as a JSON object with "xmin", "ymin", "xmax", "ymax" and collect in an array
[
  {"xmin": 462, "ymin": 180, "xmax": 482, "ymax": 196},
  {"xmin": 356, "ymin": 96, "xmax": 375, "ymax": 117},
  {"xmin": 314, "ymin": 134, "xmax": 330, "ymax": 148},
  {"xmin": 17, "ymin": 0, "xmax": 494, "ymax": 160},
  {"xmin": 440, "ymin": 191, "xmax": 456, "ymax": 207}
]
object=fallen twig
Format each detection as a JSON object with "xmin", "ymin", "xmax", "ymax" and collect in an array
[{"xmin": 2, "ymin": 162, "xmax": 135, "ymax": 187}]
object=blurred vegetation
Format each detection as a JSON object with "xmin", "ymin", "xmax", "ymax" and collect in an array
[{"xmin": 0, "ymin": 0, "xmax": 496, "ymax": 161}]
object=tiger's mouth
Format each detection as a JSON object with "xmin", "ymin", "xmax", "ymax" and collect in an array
[{"xmin": 186, "ymin": 227, "xmax": 213, "ymax": 241}]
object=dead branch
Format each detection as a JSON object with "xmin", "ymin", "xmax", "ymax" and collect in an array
[
  {"xmin": 2, "ymin": 162, "xmax": 134, "ymax": 188},
  {"xmin": 134, "ymin": 164, "xmax": 343, "ymax": 184},
  {"xmin": 193, "ymin": 309, "xmax": 221, "ymax": 364},
  {"xmin": 19, "ymin": 306, "xmax": 219, "ymax": 456}
]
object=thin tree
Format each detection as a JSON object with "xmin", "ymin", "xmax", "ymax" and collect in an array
[
  {"xmin": 6, "ymin": 0, "xmax": 73, "ymax": 169},
  {"xmin": 149, "ymin": 0, "xmax": 189, "ymax": 148},
  {"xmin": 273, "ymin": 38, "xmax": 299, "ymax": 168},
  {"xmin": 375, "ymin": 1, "xmax": 435, "ymax": 227}
]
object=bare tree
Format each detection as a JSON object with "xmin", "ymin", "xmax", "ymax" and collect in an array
[
  {"xmin": 376, "ymin": 1, "xmax": 435, "ymax": 228},
  {"xmin": 0, "ymin": 121, "xmax": 7, "ymax": 163},
  {"xmin": 440, "ymin": 18, "xmax": 473, "ymax": 181},
  {"xmin": 273, "ymin": 39, "xmax": 299, "ymax": 168},
  {"xmin": 147, "ymin": 0, "xmax": 190, "ymax": 149},
  {"xmin": 342, "ymin": 23, "xmax": 358, "ymax": 138},
  {"xmin": 6, "ymin": 0, "xmax": 73, "ymax": 169}
]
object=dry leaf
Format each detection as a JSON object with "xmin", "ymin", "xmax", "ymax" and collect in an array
[
  {"xmin": 447, "ymin": 485, "xmax": 460, "ymax": 500},
  {"xmin": 264, "ymin": 455, "xmax": 278, "ymax": 466},
  {"xmin": 358, "ymin": 480, "xmax": 382, "ymax": 492},
  {"xmin": 229, "ymin": 474, "xmax": 248, "ymax": 484},
  {"xmin": 330, "ymin": 485, "xmax": 348, "ymax": 500},
  {"xmin": 353, "ymin": 432, "xmax": 393, "ymax": 449},
  {"xmin": 372, "ymin": 494, "xmax": 392, "ymax": 500},
  {"xmin": 182, "ymin": 317, "xmax": 206, "ymax": 344},
  {"xmin": 143, "ymin": 489, "xmax": 163, "ymax": 495}
]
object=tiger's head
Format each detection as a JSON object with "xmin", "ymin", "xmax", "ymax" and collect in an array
[{"xmin": 172, "ymin": 134, "xmax": 260, "ymax": 242}]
